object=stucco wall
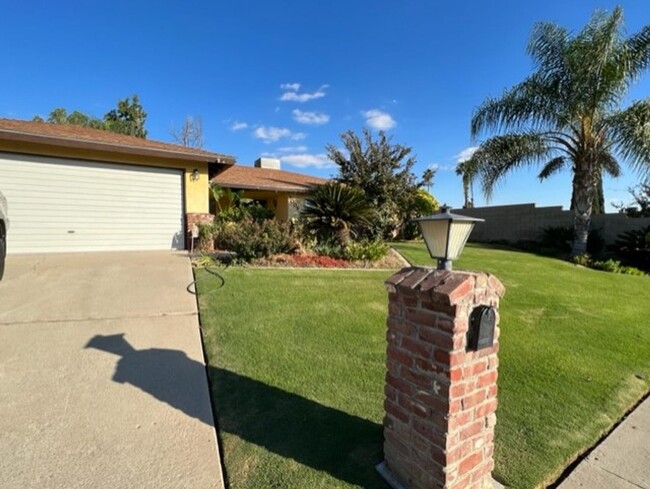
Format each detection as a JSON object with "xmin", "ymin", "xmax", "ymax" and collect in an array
[{"xmin": 456, "ymin": 203, "xmax": 650, "ymax": 244}]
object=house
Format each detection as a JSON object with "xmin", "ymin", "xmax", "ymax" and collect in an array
[
  {"xmin": 0, "ymin": 118, "xmax": 235, "ymax": 253},
  {"xmin": 211, "ymin": 157, "xmax": 328, "ymax": 220}
]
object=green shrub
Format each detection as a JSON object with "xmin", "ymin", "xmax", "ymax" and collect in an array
[
  {"xmin": 345, "ymin": 240, "xmax": 389, "ymax": 262},
  {"xmin": 312, "ymin": 242, "xmax": 347, "ymax": 260},
  {"xmin": 591, "ymin": 259, "xmax": 646, "ymax": 276},
  {"xmin": 611, "ymin": 225, "xmax": 650, "ymax": 271},
  {"xmin": 214, "ymin": 217, "xmax": 297, "ymax": 262},
  {"xmin": 571, "ymin": 253, "xmax": 592, "ymax": 267},
  {"xmin": 540, "ymin": 226, "xmax": 605, "ymax": 256}
]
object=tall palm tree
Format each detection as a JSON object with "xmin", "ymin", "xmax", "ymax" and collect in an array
[
  {"xmin": 471, "ymin": 7, "xmax": 650, "ymax": 256},
  {"xmin": 455, "ymin": 159, "xmax": 477, "ymax": 208},
  {"xmin": 301, "ymin": 182, "xmax": 374, "ymax": 247}
]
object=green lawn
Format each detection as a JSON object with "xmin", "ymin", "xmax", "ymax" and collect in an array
[{"xmin": 196, "ymin": 243, "xmax": 650, "ymax": 488}]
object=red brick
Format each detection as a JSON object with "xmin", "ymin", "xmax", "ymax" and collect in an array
[
  {"xmin": 460, "ymin": 420, "xmax": 484, "ymax": 439},
  {"xmin": 397, "ymin": 268, "xmax": 433, "ymax": 293},
  {"xmin": 415, "ymin": 357, "xmax": 443, "ymax": 374},
  {"xmin": 449, "ymin": 367, "xmax": 464, "ymax": 382},
  {"xmin": 405, "ymin": 307, "xmax": 437, "ymax": 327},
  {"xmin": 385, "ymin": 384, "xmax": 397, "ymax": 401},
  {"xmin": 469, "ymin": 461, "xmax": 493, "ymax": 483},
  {"xmin": 448, "ymin": 410, "xmax": 473, "ymax": 430},
  {"xmin": 386, "ymin": 372, "xmax": 414, "ymax": 395},
  {"xmin": 431, "ymin": 273, "xmax": 474, "ymax": 305},
  {"xmin": 419, "ymin": 327, "xmax": 454, "ymax": 349},
  {"xmin": 401, "ymin": 367, "xmax": 432, "ymax": 389},
  {"xmin": 445, "ymin": 439, "xmax": 473, "ymax": 465},
  {"xmin": 462, "ymin": 389, "xmax": 486, "ymax": 410},
  {"xmin": 487, "ymin": 274, "xmax": 505, "ymax": 297},
  {"xmin": 387, "ymin": 317, "xmax": 415, "ymax": 336},
  {"xmin": 388, "ymin": 300, "xmax": 402, "ymax": 317},
  {"xmin": 412, "ymin": 418, "xmax": 434, "ymax": 439},
  {"xmin": 385, "ymin": 430, "xmax": 410, "ymax": 455},
  {"xmin": 486, "ymin": 384, "xmax": 498, "ymax": 399},
  {"xmin": 475, "ymin": 399, "xmax": 498, "ymax": 418},
  {"xmin": 387, "ymin": 345, "xmax": 414, "ymax": 367},
  {"xmin": 477, "ymin": 370, "xmax": 498, "ymax": 388},
  {"xmin": 401, "ymin": 295, "xmax": 419, "ymax": 308},
  {"xmin": 416, "ymin": 390, "xmax": 448, "ymax": 414},
  {"xmin": 385, "ymin": 267, "xmax": 417, "ymax": 288},
  {"xmin": 385, "ymin": 398, "xmax": 410, "ymax": 423},
  {"xmin": 458, "ymin": 451, "xmax": 483, "ymax": 476},
  {"xmin": 419, "ymin": 270, "xmax": 451, "ymax": 292},
  {"xmin": 402, "ymin": 336, "xmax": 432, "ymax": 359}
]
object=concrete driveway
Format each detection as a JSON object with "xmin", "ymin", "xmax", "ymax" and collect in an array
[{"xmin": 0, "ymin": 252, "xmax": 224, "ymax": 489}]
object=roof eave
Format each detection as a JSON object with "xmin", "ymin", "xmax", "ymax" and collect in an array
[{"xmin": 0, "ymin": 129, "xmax": 236, "ymax": 164}]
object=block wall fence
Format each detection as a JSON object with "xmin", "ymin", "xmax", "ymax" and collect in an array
[{"xmin": 455, "ymin": 203, "xmax": 650, "ymax": 245}]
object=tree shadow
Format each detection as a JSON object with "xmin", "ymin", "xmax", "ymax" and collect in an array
[
  {"xmin": 208, "ymin": 366, "xmax": 387, "ymax": 488},
  {"xmin": 85, "ymin": 334, "xmax": 387, "ymax": 487},
  {"xmin": 85, "ymin": 334, "xmax": 214, "ymax": 426}
]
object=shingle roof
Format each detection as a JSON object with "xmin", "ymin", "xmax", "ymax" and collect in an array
[
  {"xmin": 212, "ymin": 165, "xmax": 328, "ymax": 193},
  {"xmin": 0, "ymin": 118, "xmax": 235, "ymax": 163}
]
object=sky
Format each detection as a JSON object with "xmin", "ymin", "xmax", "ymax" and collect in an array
[{"xmin": 1, "ymin": 1, "xmax": 648, "ymax": 211}]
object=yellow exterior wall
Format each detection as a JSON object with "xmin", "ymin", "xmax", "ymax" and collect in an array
[{"xmin": 0, "ymin": 140, "xmax": 211, "ymax": 214}]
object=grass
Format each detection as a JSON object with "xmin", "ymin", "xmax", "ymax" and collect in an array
[{"xmin": 196, "ymin": 243, "xmax": 650, "ymax": 488}]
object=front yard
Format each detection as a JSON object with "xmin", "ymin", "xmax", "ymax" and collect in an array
[{"xmin": 196, "ymin": 243, "xmax": 650, "ymax": 488}]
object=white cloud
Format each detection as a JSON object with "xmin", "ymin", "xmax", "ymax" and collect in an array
[
  {"xmin": 362, "ymin": 109, "xmax": 396, "ymax": 130},
  {"xmin": 280, "ymin": 84, "xmax": 328, "ymax": 102},
  {"xmin": 278, "ymin": 145, "xmax": 308, "ymax": 153},
  {"xmin": 429, "ymin": 163, "xmax": 457, "ymax": 172},
  {"xmin": 253, "ymin": 126, "xmax": 306, "ymax": 143},
  {"xmin": 281, "ymin": 153, "xmax": 335, "ymax": 169},
  {"xmin": 280, "ymin": 82, "xmax": 301, "ymax": 91},
  {"xmin": 456, "ymin": 146, "xmax": 478, "ymax": 163},
  {"xmin": 230, "ymin": 121, "xmax": 248, "ymax": 131},
  {"xmin": 292, "ymin": 109, "xmax": 330, "ymax": 125}
]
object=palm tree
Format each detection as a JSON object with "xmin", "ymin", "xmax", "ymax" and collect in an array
[
  {"xmin": 455, "ymin": 159, "xmax": 477, "ymax": 208},
  {"xmin": 301, "ymin": 182, "xmax": 374, "ymax": 247},
  {"xmin": 471, "ymin": 7, "xmax": 650, "ymax": 256}
]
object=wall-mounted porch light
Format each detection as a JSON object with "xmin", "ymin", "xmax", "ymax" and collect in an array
[
  {"xmin": 190, "ymin": 169, "xmax": 201, "ymax": 182},
  {"xmin": 413, "ymin": 206, "xmax": 484, "ymax": 271}
]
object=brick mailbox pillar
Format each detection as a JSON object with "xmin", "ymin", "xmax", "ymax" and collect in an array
[{"xmin": 379, "ymin": 267, "xmax": 505, "ymax": 489}]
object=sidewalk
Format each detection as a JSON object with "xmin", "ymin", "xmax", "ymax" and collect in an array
[{"xmin": 557, "ymin": 395, "xmax": 650, "ymax": 489}]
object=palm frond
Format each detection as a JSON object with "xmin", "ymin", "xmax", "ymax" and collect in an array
[
  {"xmin": 606, "ymin": 99, "xmax": 650, "ymax": 174},
  {"xmin": 623, "ymin": 25, "xmax": 650, "ymax": 79},
  {"xmin": 472, "ymin": 133, "xmax": 552, "ymax": 199},
  {"xmin": 538, "ymin": 156, "xmax": 567, "ymax": 180}
]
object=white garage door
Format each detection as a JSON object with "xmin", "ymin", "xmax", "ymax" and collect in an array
[{"xmin": 0, "ymin": 152, "xmax": 185, "ymax": 253}]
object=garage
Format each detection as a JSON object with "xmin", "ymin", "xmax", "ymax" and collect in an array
[
  {"xmin": 0, "ymin": 153, "xmax": 184, "ymax": 253},
  {"xmin": 0, "ymin": 118, "xmax": 236, "ymax": 255}
]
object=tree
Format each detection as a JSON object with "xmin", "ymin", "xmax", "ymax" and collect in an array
[
  {"xmin": 470, "ymin": 7, "xmax": 650, "ymax": 256},
  {"xmin": 33, "ymin": 95, "xmax": 148, "ymax": 138},
  {"xmin": 421, "ymin": 168, "xmax": 437, "ymax": 193},
  {"xmin": 301, "ymin": 182, "xmax": 374, "ymax": 247},
  {"xmin": 615, "ymin": 179, "xmax": 650, "ymax": 217},
  {"xmin": 327, "ymin": 128, "xmax": 420, "ymax": 239},
  {"xmin": 456, "ymin": 159, "xmax": 478, "ymax": 208},
  {"xmin": 104, "ymin": 95, "xmax": 148, "ymax": 138},
  {"xmin": 171, "ymin": 116, "xmax": 204, "ymax": 148}
]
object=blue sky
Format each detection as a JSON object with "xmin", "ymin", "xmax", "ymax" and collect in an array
[{"xmin": 1, "ymin": 1, "xmax": 648, "ymax": 211}]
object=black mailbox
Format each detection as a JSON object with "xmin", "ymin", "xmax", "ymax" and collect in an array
[{"xmin": 467, "ymin": 305, "xmax": 496, "ymax": 351}]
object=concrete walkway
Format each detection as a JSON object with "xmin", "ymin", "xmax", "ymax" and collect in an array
[
  {"xmin": 558, "ymin": 395, "xmax": 650, "ymax": 489},
  {"xmin": 0, "ymin": 252, "xmax": 223, "ymax": 489}
]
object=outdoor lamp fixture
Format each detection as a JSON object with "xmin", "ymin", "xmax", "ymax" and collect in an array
[
  {"xmin": 190, "ymin": 169, "xmax": 201, "ymax": 182},
  {"xmin": 414, "ymin": 206, "xmax": 484, "ymax": 271}
]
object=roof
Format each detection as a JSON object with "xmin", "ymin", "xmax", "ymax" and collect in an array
[
  {"xmin": 212, "ymin": 165, "xmax": 328, "ymax": 193},
  {"xmin": 0, "ymin": 118, "xmax": 236, "ymax": 164}
]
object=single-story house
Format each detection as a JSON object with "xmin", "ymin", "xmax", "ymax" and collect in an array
[
  {"xmin": 211, "ymin": 157, "xmax": 328, "ymax": 220},
  {"xmin": 0, "ymin": 118, "xmax": 235, "ymax": 253}
]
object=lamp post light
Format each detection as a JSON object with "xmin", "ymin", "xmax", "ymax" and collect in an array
[{"xmin": 414, "ymin": 206, "xmax": 484, "ymax": 271}]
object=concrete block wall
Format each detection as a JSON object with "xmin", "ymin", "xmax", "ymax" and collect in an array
[{"xmin": 456, "ymin": 203, "xmax": 650, "ymax": 245}]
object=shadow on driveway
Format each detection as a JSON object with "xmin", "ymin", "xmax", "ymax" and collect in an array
[
  {"xmin": 85, "ymin": 334, "xmax": 214, "ymax": 426},
  {"xmin": 86, "ymin": 334, "xmax": 386, "ymax": 487}
]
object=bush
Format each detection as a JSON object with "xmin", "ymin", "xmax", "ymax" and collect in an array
[
  {"xmin": 214, "ymin": 217, "xmax": 298, "ymax": 262},
  {"xmin": 312, "ymin": 242, "xmax": 347, "ymax": 260},
  {"xmin": 571, "ymin": 253, "xmax": 592, "ymax": 267},
  {"xmin": 540, "ymin": 226, "xmax": 605, "ymax": 256},
  {"xmin": 591, "ymin": 259, "xmax": 646, "ymax": 276},
  {"xmin": 611, "ymin": 225, "xmax": 650, "ymax": 271},
  {"xmin": 345, "ymin": 240, "xmax": 389, "ymax": 262}
]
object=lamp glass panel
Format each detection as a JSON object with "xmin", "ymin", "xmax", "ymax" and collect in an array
[
  {"xmin": 447, "ymin": 221, "xmax": 475, "ymax": 259},
  {"xmin": 420, "ymin": 219, "xmax": 450, "ymax": 258}
]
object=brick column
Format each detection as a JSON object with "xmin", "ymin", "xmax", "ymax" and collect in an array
[
  {"xmin": 185, "ymin": 212, "xmax": 215, "ymax": 251},
  {"xmin": 379, "ymin": 267, "xmax": 505, "ymax": 489}
]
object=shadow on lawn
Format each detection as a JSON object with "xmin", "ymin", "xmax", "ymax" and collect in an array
[{"xmin": 209, "ymin": 367, "xmax": 387, "ymax": 488}]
